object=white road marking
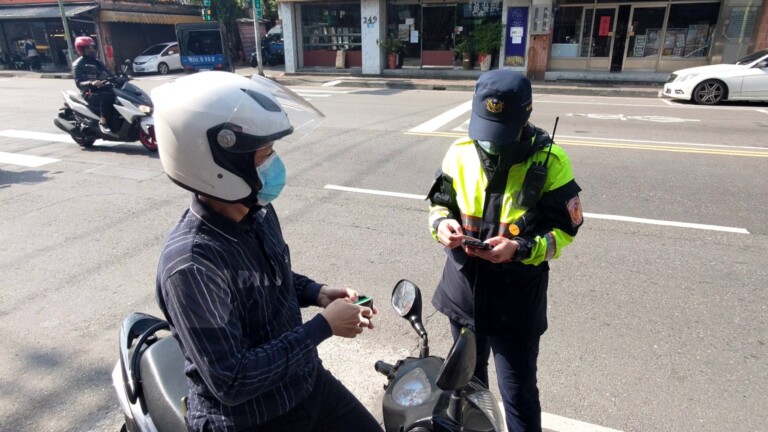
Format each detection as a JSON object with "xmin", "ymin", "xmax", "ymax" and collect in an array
[
  {"xmin": 0, "ymin": 151, "xmax": 59, "ymax": 167},
  {"xmin": 324, "ymin": 184, "xmax": 750, "ymax": 234},
  {"xmin": 409, "ymin": 101, "xmax": 472, "ymax": 133},
  {"xmin": 758, "ymin": 109, "xmax": 768, "ymax": 115},
  {"xmin": 557, "ymin": 135, "xmax": 766, "ymax": 151},
  {"xmin": 1, "ymin": 129, "xmax": 75, "ymax": 143},
  {"xmin": 567, "ymin": 113, "xmax": 699, "ymax": 123},
  {"xmin": 322, "ymin": 79, "xmax": 343, "ymax": 87},
  {"xmin": 324, "ymin": 184, "xmax": 425, "ymax": 200},
  {"xmin": 661, "ymin": 99, "xmax": 675, "ymax": 106},
  {"xmin": 0, "ymin": 129, "xmax": 134, "ymax": 147},
  {"xmin": 542, "ymin": 412, "xmax": 624, "ymax": 432},
  {"xmin": 292, "ymin": 88, "xmax": 355, "ymax": 94}
]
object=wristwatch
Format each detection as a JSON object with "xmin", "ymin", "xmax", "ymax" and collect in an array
[{"xmin": 511, "ymin": 237, "xmax": 532, "ymax": 261}]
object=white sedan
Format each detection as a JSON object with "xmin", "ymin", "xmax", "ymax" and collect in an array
[
  {"xmin": 663, "ymin": 49, "xmax": 768, "ymax": 105},
  {"xmin": 132, "ymin": 42, "xmax": 181, "ymax": 75}
]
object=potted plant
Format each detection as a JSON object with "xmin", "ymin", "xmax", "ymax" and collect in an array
[
  {"xmin": 473, "ymin": 21, "xmax": 502, "ymax": 71},
  {"xmin": 454, "ymin": 35, "xmax": 474, "ymax": 70},
  {"xmin": 378, "ymin": 37, "xmax": 405, "ymax": 69}
]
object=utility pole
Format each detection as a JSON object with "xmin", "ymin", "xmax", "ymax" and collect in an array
[
  {"xmin": 57, "ymin": 0, "xmax": 75, "ymax": 65},
  {"xmin": 252, "ymin": 0, "xmax": 264, "ymax": 76}
]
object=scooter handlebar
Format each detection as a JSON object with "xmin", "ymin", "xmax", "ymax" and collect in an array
[{"xmin": 375, "ymin": 360, "xmax": 394, "ymax": 377}]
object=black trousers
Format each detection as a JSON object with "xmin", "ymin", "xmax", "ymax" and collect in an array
[
  {"xmin": 451, "ymin": 320, "xmax": 542, "ymax": 432},
  {"xmin": 251, "ymin": 368, "xmax": 382, "ymax": 432},
  {"xmin": 86, "ymin": 89, "xmax": 115, "ymax": 120}
]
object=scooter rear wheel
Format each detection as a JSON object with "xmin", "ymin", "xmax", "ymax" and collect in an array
[{"xmin": 139, "ymin": 128, "xmax": 158, "ymax": 152}]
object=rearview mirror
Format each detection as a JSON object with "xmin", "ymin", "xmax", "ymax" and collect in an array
[{"xmin": 391, "ymin": 279, "xmax": 426, "ymax": 338}]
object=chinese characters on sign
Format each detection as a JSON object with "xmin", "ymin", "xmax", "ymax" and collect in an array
[{"xmin": 470, "ymin": 0, "xmax": 502, "ymax": 18}]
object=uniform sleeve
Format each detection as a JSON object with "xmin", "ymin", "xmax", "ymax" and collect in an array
[
  {"xmin": 160, "ymin": 263, "xmax": 332, "ymax": 406},
  {"xmin": 518, "ymin": 146, "xmax": 584, "ymax": 265},
  {"xmin": 428, "ymin": 148, "xmax": 461, "ymax": 240}
]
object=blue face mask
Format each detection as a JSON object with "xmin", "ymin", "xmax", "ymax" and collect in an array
[
  {"xmin": 476, "ymin": 140, "xmax": 502, "ymax": 155},
  {"xmin": 255, "ymin": 153, "xmax": 286, "ymax": 206}
]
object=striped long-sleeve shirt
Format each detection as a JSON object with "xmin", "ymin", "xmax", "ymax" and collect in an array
[{"xmin": 156, "ymin": 197, "xmax": 333, "ymax": 431}]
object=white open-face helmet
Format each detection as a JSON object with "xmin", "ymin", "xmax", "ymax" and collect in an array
[{"xmin": 152, "ymin": 72, "xmax": 324, "ymax": 204}]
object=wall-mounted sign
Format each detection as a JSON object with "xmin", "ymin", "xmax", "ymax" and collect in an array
[{"xmin": 505, "ymin": 7, "xmax": 527, "ymax": 66}]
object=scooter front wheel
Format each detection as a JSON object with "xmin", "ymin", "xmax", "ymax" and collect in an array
[{"xmin": 139, "ymin": 128, "xmax": 158, "ymax": 152}]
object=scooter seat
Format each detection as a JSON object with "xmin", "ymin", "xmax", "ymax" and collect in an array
[{"xmin": 140, "ymin": 336, "xmax": 188, "ymax": 432}]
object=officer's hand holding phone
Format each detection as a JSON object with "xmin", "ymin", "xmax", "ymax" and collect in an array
[
  {"xmin": 437, "ymin": 219, "xmax": 464, "ymax": 249},
  {"xmin": 467, "ymin": 236, "xmax": 520, "ymax": 263}
]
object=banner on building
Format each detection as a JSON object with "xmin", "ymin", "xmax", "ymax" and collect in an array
[
  {"xmin": 469, "ymin": 0, "xmax": 502, "ymax": 17},
  {"xmin": 505, "ymin": 7, "xmax": 527, "ymax": 66}
]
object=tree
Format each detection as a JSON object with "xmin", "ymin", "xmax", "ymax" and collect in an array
[{"xmin": 211, "ymin": 0, "xmax": 248, "ymax": 59}]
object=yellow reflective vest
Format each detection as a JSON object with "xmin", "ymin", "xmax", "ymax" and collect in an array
[{"xmin": 428, "ymin": 134, "xmax": 581, "ymax": 265}]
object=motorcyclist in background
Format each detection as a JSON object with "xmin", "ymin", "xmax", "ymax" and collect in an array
[{"xmin": 72, "ymin": 36, "xmax": 115, "ymax": 133}]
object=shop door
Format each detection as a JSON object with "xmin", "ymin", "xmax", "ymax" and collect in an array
[
  {"xmin": 585, "ymin": 7, "xmax": 616, "ymax": 70},
  {"xmin": 422, "ymin": 5, "xmax": 456, "ymax": 67},
  {"xmin": 624, "ymin": 6, "xmax": 667, "ymax": 71}
]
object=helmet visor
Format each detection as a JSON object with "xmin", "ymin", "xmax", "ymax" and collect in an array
[{"xmin": 246, "ymin": 74, "xmax": 325, "ymax": 145}]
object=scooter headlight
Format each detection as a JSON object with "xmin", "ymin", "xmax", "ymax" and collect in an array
[
  {"xmin": 467, "ymin": 390, "xmax": 507, "ymax": 432},
  {"xmin": 391, "ymin": 367, "xmax": 432, "ymax": 407},
  {"xmin": 138, "ymin": 105, "xmax": 152, "ymax": 114}
]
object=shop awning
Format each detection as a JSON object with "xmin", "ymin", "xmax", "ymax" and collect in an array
[
  {"xmin": 99, "ymin": 10, "xmax": 202, "ymax": 25},
  {"xmin": 0, "ymin": 4, "xmax": 97, "ymax": 20}
]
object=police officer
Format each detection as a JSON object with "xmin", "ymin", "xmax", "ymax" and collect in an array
[{"xmin": 427, "ymin": 70, "xmax": 583, "ymax": 432}]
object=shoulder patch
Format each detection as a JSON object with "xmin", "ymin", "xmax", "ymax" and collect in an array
[{"xmin": 567, "ymin": 196, "xmax": 583, "ymax": 227}]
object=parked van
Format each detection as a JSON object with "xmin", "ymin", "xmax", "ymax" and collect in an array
[{"xmin": 175, "ymin": 22, "xmax": 234, "ymax": 73}]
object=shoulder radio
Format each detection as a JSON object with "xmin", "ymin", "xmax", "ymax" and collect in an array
[{"xmin": 516, "ymin": 117, "xmax": 559, "ymax": 209}]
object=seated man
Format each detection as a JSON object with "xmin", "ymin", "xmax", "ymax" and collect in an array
[
  {"xmin": 152, "ymin": 72, "xmax": 384, "ymax": 432},
  {"xmin": 72, "ymin": 36, "xmax": 115, "ymax": 133}
]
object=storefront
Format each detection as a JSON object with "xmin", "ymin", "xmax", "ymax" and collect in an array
[
  {"xmin": 299, "ymin": 2, "xmax": 362, "ymax": 67},
  {"xmin": 550, "ymin": 0, "xmax": 760, "ymax": 74},
  {"xmin": 280, "ymin": 0, "xmax": 503, "ymax": 70},
  {"xmin": 384, "ymin": 0, "xmax": 503, "ymax": 68},
  {"xmin": 0, "ymin": 4, "xmax": 97, "ymax": 71}
]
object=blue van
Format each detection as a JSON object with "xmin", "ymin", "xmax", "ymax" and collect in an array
[{"xmin": 175, "ymin": 22, "xmax": 234, "ymax": 73}]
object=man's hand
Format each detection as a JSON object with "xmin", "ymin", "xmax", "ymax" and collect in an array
[
  {"xmin": 317, "ymin": 285, "xmax": 355, "ymax": 308},
  {"xmin": 465, "ymin": 236, "xmax": 519, "ymax": 263},
  {"xmin": 92, "ymin": 80, "xmax": 105, "ymax": 88},
  {"xmin": 321, "ymin": 299, "xmax": 375, "ymax": 338},
  {"xmin": 437, "ymin": 219, "xmax": 464, "ymax": 249},
  {"xmin": 317, "ymin": 285, "xmax": 378, "ymax": 316}
]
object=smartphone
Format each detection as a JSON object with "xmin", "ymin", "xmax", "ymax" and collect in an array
[
  {"xmin": 461, "ymin": 237, "xmax": 492, "ymax": 250},
  {"xmin": 354, "ymin": 295, "xmax": 374, "ymax": 309}
]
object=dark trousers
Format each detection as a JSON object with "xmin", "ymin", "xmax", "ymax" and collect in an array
[
  {"xmin": 251, "ymin": 368, "xmax": 382, "ymax": 432},
  {"xmin": 451, "ymin": 320, "xmax": 542, "ymax": 432},
  {"xmin": 86, "ymin": 89, "xmax": 115, "ymax": 121}
]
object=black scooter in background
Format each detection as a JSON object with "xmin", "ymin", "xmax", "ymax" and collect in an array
[{"xmin": 376, "ymin": 280, "xmax": 506, "ymax": 432}]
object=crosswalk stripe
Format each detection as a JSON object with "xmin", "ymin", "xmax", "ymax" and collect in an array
[{"xmin": 0, "ymin": 151, "xmax": 59, "ymax": 167}]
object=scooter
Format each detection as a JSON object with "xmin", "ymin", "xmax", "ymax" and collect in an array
[
  {"xmin": 53, "ymin": 74, "xmax": 157, "ymax": 151},
  {"xmin": 111, "ymin": 280, "xmax": 505, "ymax": 432},
  {"xmin": 376, "ymin": 279, "xmax": 507, "ymax": 432},
  {"xmin": 249, "ymin": 35, "xmax": 285, "ymax": 67},
  {"xmin": 112, "ymin": 312, "xmax": 186, "ymax": 432}
]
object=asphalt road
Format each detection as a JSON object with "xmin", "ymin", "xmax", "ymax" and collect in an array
[{"xmin": 1, "ymin": 74, "xmax": 766, "ymax": 432}]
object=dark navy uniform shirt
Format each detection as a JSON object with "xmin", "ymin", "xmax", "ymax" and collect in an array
[{"xmin": 157, "ymin": 197, "xmax": 333, "ymax": 431}]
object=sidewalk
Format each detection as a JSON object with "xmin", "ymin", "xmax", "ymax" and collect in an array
[{"xmin": 0, "ymin": 66, "xmax": 664, "ymax": 99}]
